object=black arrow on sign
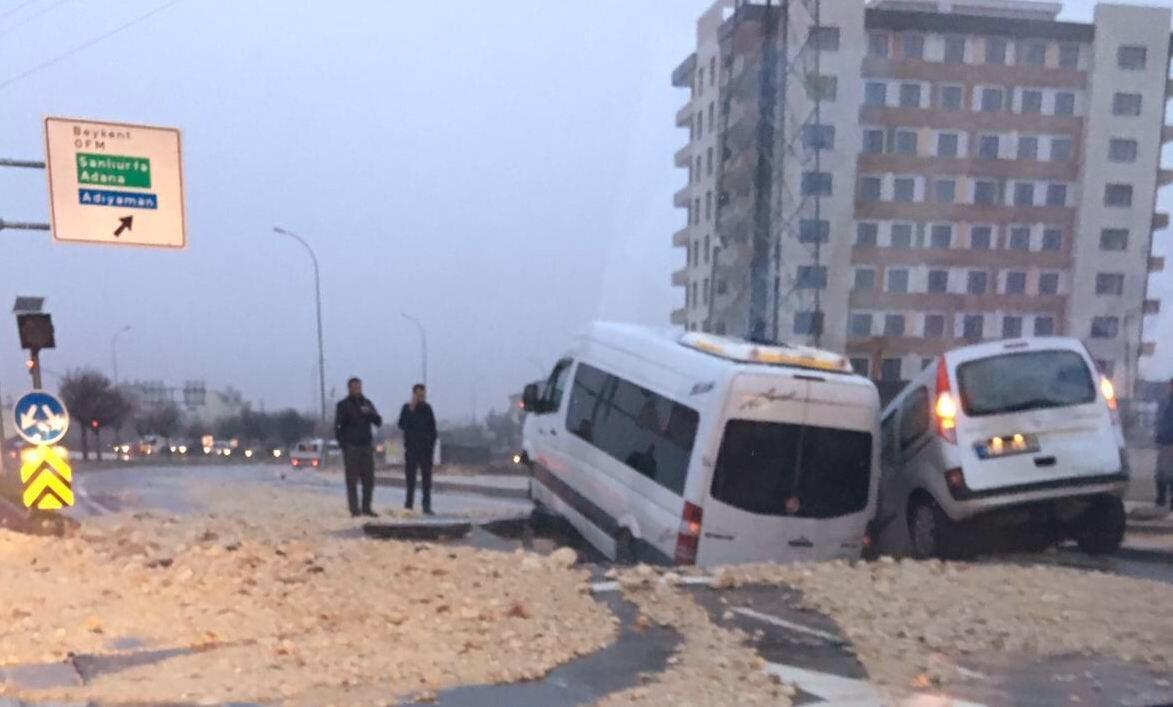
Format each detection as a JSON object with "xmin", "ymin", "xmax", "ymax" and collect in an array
[{"xmin": 113, "ymin": 216, "xmax": 133, "ymax": 237}]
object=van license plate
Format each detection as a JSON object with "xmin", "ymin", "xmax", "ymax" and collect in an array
[{"xmin": 975, "ymin": 434, "xmax": 1039, "ymax": 459}]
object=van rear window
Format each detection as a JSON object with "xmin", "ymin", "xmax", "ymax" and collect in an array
[
  {"xmin": 711, "ymin": 420, "xmax": 871, "ymax": 518},
  {"xmin": 957, "ymin": 350, "xmax": 1095, "ymax": 417}
]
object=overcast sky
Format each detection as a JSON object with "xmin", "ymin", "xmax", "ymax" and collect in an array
[{"xmin": 1, "ymin": 0, "xmax": 1171, "ymax": 425}]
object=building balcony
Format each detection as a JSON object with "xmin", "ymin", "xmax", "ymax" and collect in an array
[
  {"xmin": 1154, "ymin": 212, "xmax": 1170, "ymax": 231},
  {"xmin": 676, "ymin": 103, "xmax": 694, "ymax": 128},
  {"xmin": 859, "ymin": 105, "xmax": 1082, "ymax": 136},
  {"xmin": 674, "ymin": 185, "xmax": 692, "ymax": 208},
  {"xmin": 1144, "ymin": 299, "xmax": 1161, "ymax": 315},
  {"xmin": 1163, "ymin": 125, "xmax": 1173, "ymax": 145},
  {"xmin": 1166, "ymin": 78, "xmax": 1173, "ymax": 97},
  {"xmin": 857, "ymin": 154, "xmax": 1079, "ymax": 182},
  {"xmin": 848, "ymin": 290, "xmax": 1066, "ymax": 316},
  {"xmin": 1150, "ymin": 256, "xmax": 1166, "ymax": 273},
  {"xmin": 670, "ymin": 308, "xmax": 688, "ymax": 325},
  {"xmin": 672, "ymin": 268, "xmax": 689, "ymax": 287},
  {"xmin": 862, "ymin": 57, "xmax": 1086, "ymax": 90},
  {"xmin": 672, "ymin": 226, "xmax": 691, "ymax": 247},
  {"xmin": 1141, "ymin": 342, "xmax": 1156, "ymax": 356},
  {"xmin": 853, "ymin": 200, "xmax": 1076, "ymax": 228},
  {"xmin": 674, "ymin": 144, "xmax": 692, "ymax": 169},
  {"xmin": 851, "ymin": 245, "xmax": 1070, "ymax": 270},
  {"xmin": 1159, "ymin": 169, "xmax": 1173, "ymax": 188},
  {"xmin": 672, "ymin": 52, "xmax": 697, "ymax": 89}
]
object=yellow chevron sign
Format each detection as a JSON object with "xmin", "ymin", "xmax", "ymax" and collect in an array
[{"xmin": 19, "ymin": 445, "xmax": 73, "ymax": 510}]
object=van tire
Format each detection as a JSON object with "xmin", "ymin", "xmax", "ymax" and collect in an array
[
  {"xmin": 909, "ymin": 496, "xmax": 956, "ymax": 560},
  {"xmin": 1073, "ymin": 495, "xmax": 1125, "ymax": 556},
  {"xmin": 614, "ymin": 528, "xmax": 637, "ymax": 566}
]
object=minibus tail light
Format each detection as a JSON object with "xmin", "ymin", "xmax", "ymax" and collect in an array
[
  {"xmin": 1100, "ymin": 375, "xmax": 1117, "ymax": 412},
  {"xmin": 934, "ymin": 358, "xmax": 958, "ymax": 445},
  {"xmin": 674, "ymin": 502, "xmax": 703, "ymax": 565}
]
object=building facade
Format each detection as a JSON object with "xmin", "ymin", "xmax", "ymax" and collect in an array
[{"xmin": 671, "ymin": 0, "xmax": 1170, "ymax": 392}]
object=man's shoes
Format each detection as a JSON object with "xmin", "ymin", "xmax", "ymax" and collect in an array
[
  {"xmin": 363, "ymin": 510, "xmax": 379, "ymax": 518},
  {"xmin": 423, "ymin": 507, "xmax": 435, "ymax": 516},
  {"xmin": 350, "ymin": 511, "xmax": 361, "ymax": 518}
]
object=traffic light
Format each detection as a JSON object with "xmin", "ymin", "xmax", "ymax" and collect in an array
[
  {"xmin": 16, "ymin": 313, "xmax": 55, "ymax": 350},
  {"xmin": 25, "ymin": 358, "xmax": 35, "ymax": 370},
  {"xmin": 90, "ymin": 419, "xmax": 99, "ymax": 430}
]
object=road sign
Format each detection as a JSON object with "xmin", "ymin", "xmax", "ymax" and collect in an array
[
  {"xmin": 43, "ymin": 116, "xmax": 186, "ymax": 249},
  {"xmin": 13, "ymin": 390, "xmax": 70, "ymax": 446},
  {"xmin": 19, "ymin": 445, "xmax": 73, "ymax": 510}
]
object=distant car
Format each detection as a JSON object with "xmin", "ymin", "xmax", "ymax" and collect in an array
[
  {"xmin": 212, "ymin": 441, "xmax": 234, "ymax": 458},
  {"xmin": 290, "ymin": 438, "xmax": 337, "ymax": 469}
]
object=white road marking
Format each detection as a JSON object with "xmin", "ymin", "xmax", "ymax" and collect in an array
[
  {"xmin": 766, "ymin": 662, "xmax": 987, "ymax": 707},
  {"xmin": 590, "ymin": 574, "xmax": 715, "ymax": 594},
  {"xmin": 732, "ymin": 606, "xmax": 845, "ymax": 644}
]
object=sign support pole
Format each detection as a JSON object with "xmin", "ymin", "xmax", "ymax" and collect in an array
[
  {"xmin": 28, "ymin": 349, "xmax": 42, "ymax": 391},
  {"xmin": 0, "ymin": 159, "xmax": 49, "ymax": 233}
]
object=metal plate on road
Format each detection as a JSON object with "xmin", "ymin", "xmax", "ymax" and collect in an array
[
  {"xmin": 43, "ymin": 116, "xmax": 186, "ymax": 249},
  {"xmin": 13, "ymin": 390, "xmax": 69, "ymax": 446}
]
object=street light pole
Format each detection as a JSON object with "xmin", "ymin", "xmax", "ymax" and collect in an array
[
  {"xmin": 275, "ymin": 227, "xmax": 327, "ymax": 424},
  {"xmin": 111, "ymin": 325, "xmax": 132, "ymax": 386},
  {"xmin": 401, "ymin": 312, "xmax": 427, "ymax": 388}
]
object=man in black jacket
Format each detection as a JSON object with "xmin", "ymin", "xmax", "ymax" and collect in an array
[
  {"xmin": 334, "ymin": 377, "xmax": 383, "ymax": 517},
  {"xmin": 1156, "ymin": 378, "xmax": 1173, "ymax": 509},
  {"xmin": 398, "ymin": 383, "xmax": 437, "ymax": 514}
]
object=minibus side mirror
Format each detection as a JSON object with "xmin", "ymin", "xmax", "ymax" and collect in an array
[{"xmin": 522, "ymin": 383, "xmax": 542, "ymax": 413}]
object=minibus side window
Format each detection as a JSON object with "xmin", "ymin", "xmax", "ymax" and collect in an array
[
  {"xmin": 898, "ymin": 388, "xmax": 930, "ymax": 450},
  {"xmin": 880, "ymin": 412, "xmax": 897, "ymax": 466},
  {"xmin": 541, "ymin": 359, "xmax": 574, "ymax": 413}
]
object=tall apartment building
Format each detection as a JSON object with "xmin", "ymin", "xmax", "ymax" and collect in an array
[{"xmin": 670, "ymin": 0, "xmax": 1171, "ymax": 393}]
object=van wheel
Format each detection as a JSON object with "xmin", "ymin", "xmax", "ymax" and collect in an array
[
  {"xmin": 1073, "ymin": 495, "xmax": 1125, "ymax": 556},
  {"xmin": 909, "ymin": 497, "xmax": 956, "ymax": 560},
  {"xmin": 614, "ymin": 528, "xmax": 637, "ymax": 566}
]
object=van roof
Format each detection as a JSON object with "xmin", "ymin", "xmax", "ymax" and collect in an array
[{"xmin": 941, "ymin": 336, "xmax": 1087, "ymax": 366}]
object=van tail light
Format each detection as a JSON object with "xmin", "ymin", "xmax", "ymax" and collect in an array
[
  {"xmin": 934, "ymin": 358, "xmax": 958, "ymax": 445},
  {"xmin": 1100, "ymin": 375, "xmax": 1117, "ymax": 412},
  {"xmin": 292, "ymin": 458, "xmax": 300, "ymax": 467},
  {"xmin": 311, "ymin": 458, "xmax": 320, "ymax": 468},
  {"xmin": 674, "ymin": 501, "xmax": 703, "ymax": 565}
]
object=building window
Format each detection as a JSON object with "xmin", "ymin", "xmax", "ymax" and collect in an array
[
  {"xmin": 944, "ymin": 35, "xmax": 966, "ymax": 64},
  {"xmin": 1100, "ymin": 228, "xmax": 1128, "ymax": 251},
  {"xmin": 930, "ymin": 224, "xmax": 952, "ymax": 249},
  {"xmin": 1091, "ymin": 316, "xmax": 1119, "ymax": 339},
  {"xmin": 924, "ymin": 314, "xmax": 946, "ymax": 338},
  {"xmin": 1005, "ymin": 271, "xmax": 1027, "ymax": 295},
  {"xmin": 868, "ymin": 32, "xmax": 889, "ymax": 58},
  {"xmin": 802, "ymin": 124, "xmax": 835, "ymax": 150},
  {"xmin": 1109, "ymin": 138, "xmax": 1138, "ymax": 163},
  {"xmin": 1023, "ymin": 41, "xmax": 1047, "ymax": 66},
  {"xmin": 856, "ymin": 222, "xmax": 879, "ymax": 246},
  {"xmin": 970, "ymin": 225, "xmax": 992, "ymax": 250},
  {"xmin": 1054, "ymin": 92, "xmax": 1075, "ymax": 116},
  {"xmin": 1113, "ymin": 92, "xmax": 1142, "ymax": 116},
  {"xmin": 863, "ymin": 129, "xmax": 884, "ymax": 154},
  {"xmin": 986, "ymin": 37, "xmax": 1007, "ymax": 64},
  {"xmin": 799, "ymin": 219, "xmax": 829, "ymax": 243},
  {"xmin": 859, "ymin": 176, "xmax": 882, "ymax": 202},
  {"xmin": 902, "ymin": 33, "xmax": 925, "ymax": 60},
  {"xmin": 695, "ymin": 155, "xmax": 703, "ymax": 182},
  {"xmin": 1039, "ymin": 272, "xmax": 1059, "ymax": 295},
  {"xmin": 794, "ymin": 311, "xmax": 824, "ymax": 335},
  {"xmin": 809, "ymin": 26, "xmax": 840, "ymax": 52},
  {"xmin": 801, "ymin": 171, "xmax": 832, "ymax": 196},
  {"xmin": 708, "ymin": 102, "xmax": 715, "ymax": 132},
  {"xmin": 967, "ymin": 271, "xmax": 988, "ymax": 295},
  {"xmin": 927, "ymin": 270, "xmax": 948, "ymax": 293},
  {"xmin": 963, "ymin": 315, "xmax": 985, "ymax": 342},
  {"xmin": 934, "ymin": 179, "xmax": 956, "ymax": 204},
  {"xmin": 797, "ymin": 265, "xmax": 828, "ymax": 289},
  {"xmin": 1045, "ymin": 183, "xmax": 1067, "ymax": 207},
  {"xmin": 1104, "ymin": 183, "xmax": 1133, "ymax": 207},
  {"xmin": 689, "ymin": 282, "xmax": 696, "ymax": 308},
  {"xmin": 1034, "ymin": 316, "xmax": 1055, "ymax": 336},
  {"xmin": 1003, "ymin": 315, "xmax": 1023, "ymax": 338},
  {"xmin": 893, "ymin": 177, "xmax": 916, "ymax": 203},
  {"xmin": 707, "ymin": 146, "xmax": 714, "ymax": 175},
  {"xmin": 710, "ymin": 56, "xmax": 716, "ymax": 85},
  {"xmin": 880, "ymin": 358, "xmax": 903, "ymax": 382},
  {"xmin": 1096, "ymin": 359, "xmax": 1116, "ymax": 377},
  {"xmin": 850, "ymin": 313, "xmax": 873, "ymax": 337},
  {"xmin": 1013, "ymin": 182, "xmax": 1035, "ymax": 207},
  {"xmin": 705, "ymin": 190, "xmax": 712, "ymax": 220},
  {"xmin": 978, "ymin": 134, "xmax": 999, "ymax": 159},
  {"xmin": 1021, "ymin": 90, "xmax": 1043, "ymax": 114},
  {"xmin": 937, "ymin": 133, "xmax": 959, "ymax": 158},
  {"xmin": 884, "ymin": 314, "xmax": 906, "ymax": 337},
  {"xmin": 887, "ymin": 268, "xmax": 910, "ymax": 293},
  {"xmin": 1050, "ymin": 138, "xmax": 1073, "ymax": 162},
  {"xmin": 899, "ymin": 83, "xmax": 922, "ymax": 108},
  {"xmin": 980, "ymin": 87, "xmax": 1004, "ymax": 112},
  {"xmin": 850, "ymin": 357, "xmax": 869, "ymax": 375},
  {"xmin": 1042, "ymin": 228, "xmax": 1063, "ymax": 251},
  {"xmin": 974, "ymin": 180, "xmax": 997, "ymax": 206},
  {"xmin": 806, "ymin": 74, "xmax": 838, "ymax": 101},
  {"xmin": 853, "ymin": 268, "xmax": 876, "ymax": 291},
  {"xmin": 1058, "ymin": 43, "xmax": 1080, "ymax": 69},
  {"xmin": 696, "ymin": 110, "xmax": 703, "ymax": 135},
  {"xmin": 1117, "ymin": 45, "xmax": 1147, "ymax": 70},
  {"xmin": 890, "ymin": 224, "xmax": 913, "ymax": 249},
  {"xmin": 692, "ymin": 197, "xmax": 700, "ymax": 224},
  {"xmin": 703, "ymin": 278, "xmax": 710, "ymax": 303},
  {"xmin": 704, "ymin": 235, "xmax": 711, "ymax": 263},
  {"xmin": 865, "ymin": 82, "xmax": 887, "ymax": 107},
  {"xmin": 940, "ymin": 85, "xmax": 963, "ymax": 111},
  {"xmin": 894, "ymin": 130, "xmax": 917, "ymax": 155},
  {"xmin": 1096, "ymin": 273, "xmax": 1124, "ymax": 295},
  {"xmin": 1009, "ymin": 226, "xmax": 1031, "ymax": 251},
  {"xmin": 1017, "ymin": 136, "xmax": 1038, "ymax": 160}
]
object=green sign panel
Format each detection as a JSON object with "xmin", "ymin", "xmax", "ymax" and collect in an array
[{"xmin": 75, "ymin": 153, "xmax": 152, "ymax": 189}]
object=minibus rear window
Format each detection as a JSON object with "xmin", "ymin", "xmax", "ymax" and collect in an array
[
  {"xmin": 711, "ymin": 420, "xmax": 871, "ymax": 518},
  {"xmin": 957, "ymin": 350, "xmax": 1095, "ymax": 417}
]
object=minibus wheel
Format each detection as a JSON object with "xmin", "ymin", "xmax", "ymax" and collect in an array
[
  {"xmin": 614, "ymin": 528, "xmax": 637, "ymax": 565},
  {"xmin": 1072, "ymin": 495, "xmax": 1125, "ymax": 556},
  {"xmin": 909, "ymin": 496, "xmax": 955, "ymax": 560}
]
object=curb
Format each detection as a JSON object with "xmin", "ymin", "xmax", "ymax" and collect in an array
[
  {"xmin": 374, "ymin": 476, "xmax": 530, "ymax": 501},
  {"xmin": 1116, "ymin": 545, "xmax": 1173, "ymax": 564}
]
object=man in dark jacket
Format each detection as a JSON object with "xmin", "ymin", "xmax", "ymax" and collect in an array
[
  {"xmin": 335, "ymin": 377, "xmax": 383, "ymax": 517},
  {"xmin": 1156, "ymin": 378, "xmax": 1173, "ymax": 509},
  {"xmin": 398, "ymin": 383, "xmax": 437, "ymax": 514}
]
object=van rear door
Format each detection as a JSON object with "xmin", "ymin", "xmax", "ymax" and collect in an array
[{"xmin": 696, "ymin": 373, "xmax": 876, "ymax": 565}]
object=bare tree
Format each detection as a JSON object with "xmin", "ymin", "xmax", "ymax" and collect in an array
[{"xmin": 59, "ymin": 369, "xmax": 134, "ymax": 460}]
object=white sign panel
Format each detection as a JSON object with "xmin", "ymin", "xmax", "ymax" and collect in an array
[{"xmin": 44, "ymin": 116, "xmax": 186, "ymax": 249}]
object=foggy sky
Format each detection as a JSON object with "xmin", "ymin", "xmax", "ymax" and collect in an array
[{"xmin": 1, "ymin": 0, "xmax": 1170, "ymax": 425}]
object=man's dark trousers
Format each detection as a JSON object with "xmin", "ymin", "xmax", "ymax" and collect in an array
[
  {"xmin": 404, "ymin": 447, "xmax": 433, "ymax": 510},
  {"xmin": 344, "ymin": 445, "xmax": 375, "ymax": 515}
]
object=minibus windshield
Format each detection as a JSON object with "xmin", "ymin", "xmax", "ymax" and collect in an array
[{"xmin": 957, "ymin": 350, "xmax": 1096, "ymax": 417}]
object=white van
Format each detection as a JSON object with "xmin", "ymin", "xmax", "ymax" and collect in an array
[
  {"xmin": 521, "ymin": 323, "xmax": 881, "ymax": 567},
  {"xmin": 872, "ymin": 337, "xmax": 1128, "ymax": 559}
]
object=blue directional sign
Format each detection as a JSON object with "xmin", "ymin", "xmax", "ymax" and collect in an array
[{"xmin": 13, "ymin": 391, "xmax": 70, "ymax": 446}]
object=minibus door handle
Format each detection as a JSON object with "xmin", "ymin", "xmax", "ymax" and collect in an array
[
  {"xmin": 788, "ymin": 537, "xmax": 814, "ymax": 548},
  {"xmin": 1033, "ymin": 456, "xmax": 1056, "ymax": 468}
]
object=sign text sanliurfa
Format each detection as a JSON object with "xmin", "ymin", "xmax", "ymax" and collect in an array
[{"xmin": 44, "ymin": 117, "xmax": 186, "ymax": 249}]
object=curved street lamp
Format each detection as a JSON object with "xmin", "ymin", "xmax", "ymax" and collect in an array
[
  {"xmin": 401, "ymin": 312, "xmax": 427, "ymax": 388},
  {"xmin": 112, "ymin": 325, "xmax": 132, "ymax": 387},
  {"xmin": 275, "ymin": 226, "xmax": 327, "ymax": 424}
]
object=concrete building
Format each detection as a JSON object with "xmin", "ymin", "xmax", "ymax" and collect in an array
[{"xmin": 671, "ymin": 0, "xmax": 1171, "ymax": 392}]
